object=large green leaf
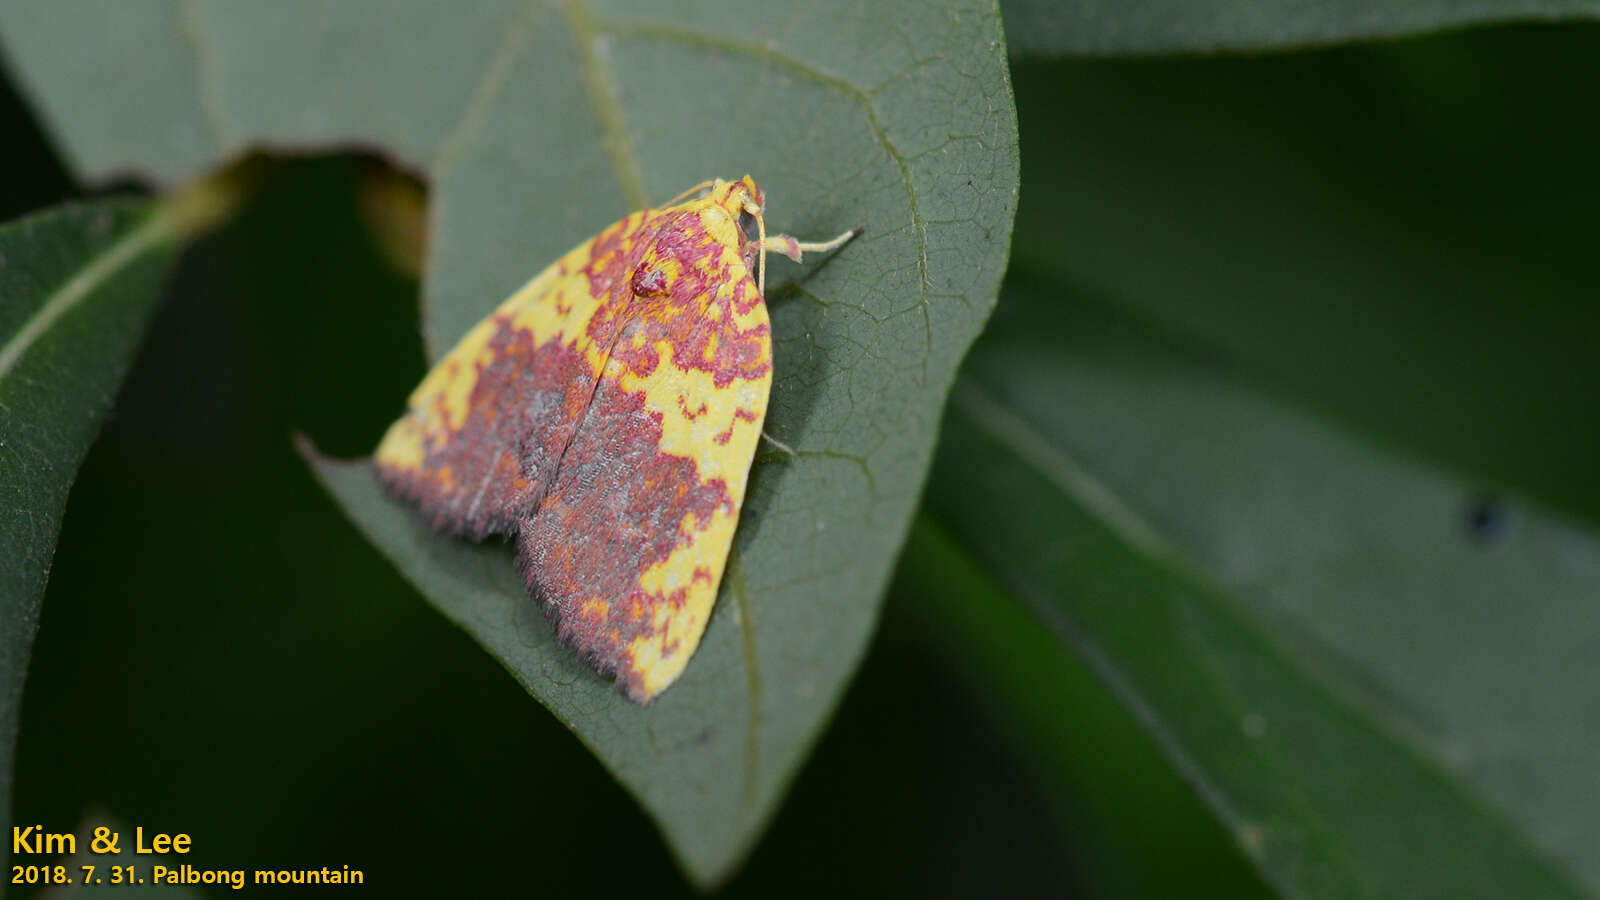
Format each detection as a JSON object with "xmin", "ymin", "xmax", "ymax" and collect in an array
[
  {"xmin": 1001, "ymin": 0, "xmax": 1600, "ymax": 56},
  {"xmin": 0, "ymin": 199, "xmax": 181, "ymax": 884},
  {"xmin": 929, "ymin": 279, "xmax": 1599, "ymax": 898},
  {"xmin": 0, "ymin": 1, "xmax": 1019, "ymax": 883}
]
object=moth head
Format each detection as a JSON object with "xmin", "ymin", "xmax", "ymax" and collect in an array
[
  {"xmin": 696, "ymin": 176, "xmax": 764, "ymax": 223},
  {"xmin": 671, "ymin": 176, "xmax": 856, "ymax": 300},
  {"xmin": 674, "ymin": 176, "xmax": 772, "ymax": 296},
  {"xmin": 715, "ymin": 176, "xmax": 770, "ymax": 296}
]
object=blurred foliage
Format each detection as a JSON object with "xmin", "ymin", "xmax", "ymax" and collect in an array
[
  {"xmin": 0, "ymin": 196, "xmax": 173, "ymax": 884},
  {"xmin": 1001, "ymin": 0, "xmax": 1600, "ymax": 55},
  {"xmin": 1009, "ymin": 27, "xmax": 1600, "ymax": 526},
  {"xmin": 928, "ymin": 27, "xmax": 1600, "ymax": 897}
]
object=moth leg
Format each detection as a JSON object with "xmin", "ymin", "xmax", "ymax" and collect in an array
[{"xmin": 760, "ymin": 431, "xmax": 797, "ymax": 456}]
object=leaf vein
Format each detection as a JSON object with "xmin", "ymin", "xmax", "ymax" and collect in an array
[
  {"xmin": 433, "ymin": 0, "xmax": 540, "ymax": 174},
  {"xmin": 564, "ymin": 0, "xmax": 651, "ymax": 210},
  {"xmin": 0, "ymin": 212, "xmax": 175, "ymax": 378},
  {"xmin": 176, "ymin": 0, "xmax": 229, "ymax": 150}
]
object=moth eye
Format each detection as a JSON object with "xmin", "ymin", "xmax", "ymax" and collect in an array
[
  {"xmin": 631, "ymin": 265, "xmax": 669, "ymax": 297},
  {"xmin": 737, "ymin": 210, "xmax": 757, "ymax": 238}
]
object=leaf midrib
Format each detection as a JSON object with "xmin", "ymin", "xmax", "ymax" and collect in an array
[
  {"xmin": 566, "ymin": 0, "xmax": 650, "ymax": 210},
  {"xmin": 0, "ymin": 209, "xmax": 173, "ymax": 378}
]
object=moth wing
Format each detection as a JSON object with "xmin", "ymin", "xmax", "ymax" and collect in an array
[
  {"xmin": 517, "ymin": 212, "xmax": 772, "ymax": 702},
  {"xmin": 374, "ymin": 210, "xmax": 661, "ymax": 539}
]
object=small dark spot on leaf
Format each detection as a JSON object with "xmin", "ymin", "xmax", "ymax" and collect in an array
[{"xmin": 1464, "ymin": 494, "xmax": 1507, "ymax": 544}]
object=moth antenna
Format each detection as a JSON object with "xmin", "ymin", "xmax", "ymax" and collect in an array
[
  {"xmin": 786, "ymin": 227, "xmax": 862, "ymax": 255},
  {"xmin": 759, "ymin": 227, "xmax": 861, "ymax": 265},
  {"xmin": 663, "ymin": 179, "xmax": 718, "ymax": 207}
]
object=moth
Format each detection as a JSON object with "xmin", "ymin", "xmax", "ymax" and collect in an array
[{"xmin": 375, "ymin": 177, "xmax": 855, "ymax": 702}]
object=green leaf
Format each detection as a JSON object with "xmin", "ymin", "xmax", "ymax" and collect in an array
[
  {"xmin": 0, "ymin": 199, "xmax": 181, "ymax": 880},
  {"xmin": 1001, "ymin": 0, "xmax": 1600, "ymax": 56},
  {"xmin": 929, "ymin": 279, "xmax": 1600, "ymax": 898},
  {"xmin": 0, "ymin": 1, "xmax": 1020, "ymax": 883}
]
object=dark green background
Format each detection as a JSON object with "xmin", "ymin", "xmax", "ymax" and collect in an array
[{"xmin": 10, "ymin": 20, "xmax": 1595, "ymax": 898}]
